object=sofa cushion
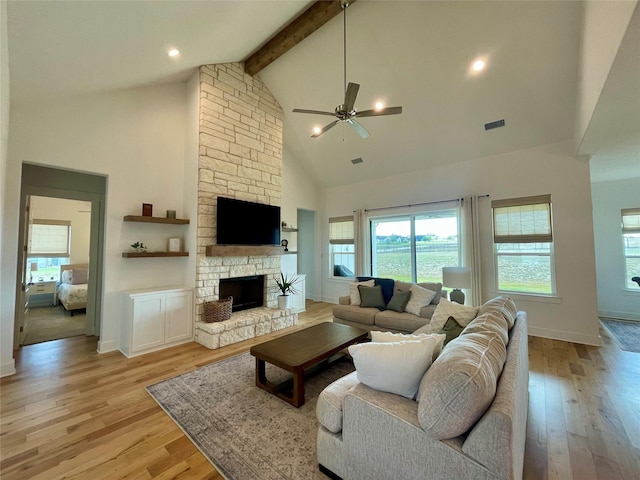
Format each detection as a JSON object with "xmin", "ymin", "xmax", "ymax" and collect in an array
[
  {"xmin": 405, "ymin": 284, "xmax": 437, "ymax": 316},
  {"xmin": 386, "ymin": 290, "xmax": 412, "ymax": 312},
  {"xmin": 438, "ymin": 316, "xmax": 465, "ymax": 345},
  {"xmin": 395, "ymin": 281, "xmax": 443, "ymax": 305},
  {"xmin": 371, "ymin": 330, "xmax": 446, "ymax": 360},
  {"xmin": 332, "ymin": 304, "xmax": 378, "ymax": 326},
  {"xmin": 478, "ymin": 295, "xmax": 518, "ymax": 329},
  {"xmin": 349, "ymin": 279, "xmax": 375, "ymax": 306},
  {"xmin": 374, "ymin": 309, "xmax": 430, "ymax": 332},
  {"xmin": 462, "ymin": 311, "xmax": 509, "ymax": 346},
  {"xmin": 422, "ymin": 298, "xmax": 479, "ymax": 333},
  {"xmin": 358, "ymin": 285, "xmax": 386, "ymax": 309},
  {"xmin": 349, "ymin": 337, "xmax": 439, "ymax": 399},
  {"xmin": 316, "ymin": 371, "xmax": 359, "ymax": 433},
  {"xmin": 357, "ymin": 276, "xmax": 396, "ymax": 304},
  {"xmin": 417, "ymin": 331, "xmax": 507, "ymax": 439}
]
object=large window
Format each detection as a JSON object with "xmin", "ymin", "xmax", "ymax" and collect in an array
[
  {"xmin": 492, "ymin": 195, "xmax": 554, "ymax": 294},
  {"xmin": 622, "ymin": 208, "xmax": 640, "ymax": 289},
  {"xmin": 330, "ymin": 216, "xmax": 355, "ymax": 278},
  {"xmin": 370, "ymin": 210, "xmax": 459, "ymax": 283},
  {"xmin": 28, "ymin": 219, "xmax": 71, "ymax": 282}
]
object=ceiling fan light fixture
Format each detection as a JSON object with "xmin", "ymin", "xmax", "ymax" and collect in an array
[
  {"xmin": 313, "ymin": 126, "xmax": 322, "ymax": 135},
  {"xmin": 375, "ymin": 101, "xmax": 384, "ymax": 110},
  {"xmin": 168, "ymin": 48, "xmax": 180, "ymax": 57}
]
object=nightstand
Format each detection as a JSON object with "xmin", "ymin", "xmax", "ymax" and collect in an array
[{"xmin": 27, "ymin": 280, "xmax": 57, "ymax": 307}]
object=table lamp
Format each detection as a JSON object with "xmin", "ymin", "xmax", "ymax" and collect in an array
[
  {"xmin": 30, "ymin": 262, "xmax": 38, "ymax": 284},
  {"xmin": 442, "ymin": 267, "xmax": 472, "ymax": 305}
]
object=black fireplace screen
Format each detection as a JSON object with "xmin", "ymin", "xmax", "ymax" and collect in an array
[{"xmin": 219, "ymin": 275, "xmax": 265, "ymax": 312}]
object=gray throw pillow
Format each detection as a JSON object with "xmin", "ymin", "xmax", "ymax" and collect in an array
[
  {"xmin": 386, "ymin": 290, "xmax": 412, "ymax": 312},
  {"xmin": 358, "ymin": 285, "xmax": 386, "ymax": 309},
  {"xmin": 439, "ymin": 316, "xmax": 464, "ymax": 345}
]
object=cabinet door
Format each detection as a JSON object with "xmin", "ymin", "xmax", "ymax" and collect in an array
[
  {"xmin": 165, "ymin": 291, "xmax": 193, "ymax": 343},
  {"xmin": 132, "ymin": 295, "xmax": 165, "ymax": 352}
]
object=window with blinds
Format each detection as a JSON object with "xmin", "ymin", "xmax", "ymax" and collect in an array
[
  {"xmin": 622, "ymin": 208, "xmax": 640, "ymax": 289},
  {"xmin": 329, "ymin": 216, "xmax": 355, "ymax": 277},
  {"xmin": 28, "ymin": 219, "xmax": 71, "ymax": 257},
  {"xmin": 491, "ymin": 195, "xmax": 554, "ymax": 294}
]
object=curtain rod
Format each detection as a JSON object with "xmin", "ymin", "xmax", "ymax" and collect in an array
[{"xmin": 361, "ymin": 194, "xmax": 489, "ymax": 213}]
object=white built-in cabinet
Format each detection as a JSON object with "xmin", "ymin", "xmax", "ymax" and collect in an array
[
  {"xmin": 291, "ymin": 274, "xmax": 306, "ymax": 312},
  {"xmin": 120, "ymin": 287, "xmax": 193, "ymax": 357}
]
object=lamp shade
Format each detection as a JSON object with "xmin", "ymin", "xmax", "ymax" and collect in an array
[
  {"xmin": 442, "ymin": 267, "xmax": 472, "ymax": 289},
  {"xmin": 30, "ymin": 262, "xmax": 38, "ymax": 272}
]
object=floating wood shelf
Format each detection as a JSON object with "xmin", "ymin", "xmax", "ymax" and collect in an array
[
  {"xmin": 123, "ymin": 215, "xmax": 189, "ymax": 225},
  {"xmin": 282, "ymin": 227, "xmax": 298, "ymax": 232},
  {"xmin": 122, "ymin": 252, "xmax": 189, "ymax": 258},
  {"xmin": 206, "ymin": 245, "xmax": 284, "ymax": 257}
]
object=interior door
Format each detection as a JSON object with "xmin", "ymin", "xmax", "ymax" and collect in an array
[{"xmin": 18, "ymin": 195, "xmax": 31, "ymax": 345}]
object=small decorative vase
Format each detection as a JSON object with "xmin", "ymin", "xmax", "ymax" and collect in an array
[{"xmin": 277, "ymin": 295, "xmax": 291, "ymax": 309}]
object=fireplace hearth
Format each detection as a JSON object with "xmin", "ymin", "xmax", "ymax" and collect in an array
[{"xmin": 220, "ymin": 275, "xmax": 265, "ymax": 312}]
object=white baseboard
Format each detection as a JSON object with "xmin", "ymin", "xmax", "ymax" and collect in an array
[
  {"xmin": 528, "ymin": 326, "xmax": 602, "ymax": 346},
  {"xmin": 599, "ymin": 310, "xmax": 640, "ymax": 322},
  {"xmin": 321, "ymin": 296, "xmax": 340, "ymax": 304},
  {"xmin": 1, "ymin": 360, "xmax": 16, "ymax": 377},
  {"xmin": 97, "ymin": 339, "xmax": 120, "ymax": 353}
]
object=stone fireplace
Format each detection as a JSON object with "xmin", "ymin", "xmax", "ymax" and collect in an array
[{"xmin": 193, "ymin": 62, "xmax": 296, "ymax": 351}]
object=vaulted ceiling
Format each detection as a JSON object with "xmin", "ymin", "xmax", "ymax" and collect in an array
[{"xmin": 6, "ymin": 1, "xmax": 638, "ymax": 187}]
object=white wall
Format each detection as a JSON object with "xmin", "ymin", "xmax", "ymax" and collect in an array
[
  {"xmin": 5, "ymin": 82, "xmax": 191, "ymax": 355},
  {"xmin": 592, "ymin": 178, "xmax": 640, "ymax": 320},
  {"xmin": 30, "ymin": 196, "xmax": 91, "ymax": 265},
  {"xmin": 576, "ymin": 0, "xmax": 637, "ymax": 147},
  {"xmin": 322, "ymin": 141, "xmax": 602, "ymax": 346},
  {"xmin": 0, "ymin": 0, "xmax": 16, "ymax": 377}
]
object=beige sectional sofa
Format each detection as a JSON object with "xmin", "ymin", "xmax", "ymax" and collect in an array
[
  {"xmin": 332, "ymin": 280, "xmax": 444, "ymax": 333},
  {"xmin": 317, "ymin": 296, "xmax": 528, "ymax": 480}
]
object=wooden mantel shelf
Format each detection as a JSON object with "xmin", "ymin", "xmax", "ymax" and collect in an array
[
  {"xmin": 206, "ymin": 245, "xmax": 284, "ymax": 257},
  {"xmin": 122, "ymin": 252, "xmax": 189, "ymax": 258},
  {"xmin": 123, "ymin": 215, "xmax": 189, "ymax": 225}
]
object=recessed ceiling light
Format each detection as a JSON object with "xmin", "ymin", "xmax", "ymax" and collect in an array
[
  {"xmin": 472, "ymin": 59, "xmax": 486, "ymax": 72},
  {"xmin": 313, "ymin": 126, "xmax": 322, "ymax": 135},
  {"xmin": 168, "ymin": 48, "xmax": 180, "ymax": 57},
  {"xmin": 375, "ymin": 101, "xmax": 384, "ymax": 110}
]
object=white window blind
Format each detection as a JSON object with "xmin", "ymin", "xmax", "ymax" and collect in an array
[
  {"xmin": 28, "ymin": 219, "xmax": 71, "ymax": 257},
  {"xmin": 329, "ymin": 216, "xmax": 354, "ymax": 245},
  {"xmin": 492, "ymin": 195, "xmax": 552, "ymax": 243},
  {"xmin": 622, "ymin": 208, "xmax": 640, "ymax": 232}
]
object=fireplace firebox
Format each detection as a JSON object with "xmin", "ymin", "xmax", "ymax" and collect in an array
[{"xmin": 219, "ymin": 275, "xmax": 265, "ymax": 312}]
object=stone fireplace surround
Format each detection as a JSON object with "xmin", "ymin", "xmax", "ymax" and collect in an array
[{"xmin": 193, "ymin": 62, "xmax": 298, "ymax": 350}]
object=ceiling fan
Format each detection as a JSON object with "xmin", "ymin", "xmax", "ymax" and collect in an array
[{"xmin": 292, "ymin": 0, "xmax": 402, "ymax": 139}]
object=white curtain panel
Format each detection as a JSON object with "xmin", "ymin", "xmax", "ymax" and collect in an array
[
  {"xmin": 353, "ymin": 208, "xmax": 366, "ymax": 276},
  {"xmin": 462, "ymin": 196, "xmax": 484, "ymax": 306}
]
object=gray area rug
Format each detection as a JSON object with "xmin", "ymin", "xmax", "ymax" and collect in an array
[
  {"xmin": 601, "ymin": 318, "xmax": 640, "ymax": 353},
  {"xmin": 24, "ymin": 305, "xmax": 86, "ymax": 345},
  {"xmin": 146, "ymin": 351, "xmax": 354, "ymax": 480}
]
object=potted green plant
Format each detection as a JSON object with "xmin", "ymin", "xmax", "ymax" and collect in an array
[{"xmin": 274, "ymin": 272, "xmax": 300, "ymax": 309}]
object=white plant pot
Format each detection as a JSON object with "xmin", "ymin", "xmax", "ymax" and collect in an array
[{"xmin": 277, "ymin": 295, "xmax": 291, "ymax": 309}]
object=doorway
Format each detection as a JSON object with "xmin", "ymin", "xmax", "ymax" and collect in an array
[
  {"xmin": 297, "ymin": 209, "xmax": 317, "ymax": 300},
  {"xmin": 15, "ymin": 164, "xmax": 106, "ymax": 350}
]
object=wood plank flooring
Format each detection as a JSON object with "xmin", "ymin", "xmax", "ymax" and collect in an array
[{"xmin": 1, "ymin": 301, "xmax": 639, "ymax": 479}]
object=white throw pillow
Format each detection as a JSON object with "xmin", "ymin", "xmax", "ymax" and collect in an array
[
  {"xmin": 371, "ymin": 331, "xmax": 447, "ymax": 360},
  {"xmin": 428, "ymin": 298, "xmax": 479, "ymax": 332},
  {"xmin": 348, "ymin": 337, "xmax": 438, "ymax": 399},
  {"xmin": 404, "ymin": 284, "xmax": 437, "ymax": 316},
  {"xmin": 61, "ymin": 270, "xmax": 73, "ymax": 284},
  {"xmin": 349, "ymin": 279, "xmax": 375, "ymax": 306}
]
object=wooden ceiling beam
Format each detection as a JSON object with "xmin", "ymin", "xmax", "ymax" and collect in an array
[{"xmin": 244, "ymin": 0, "xmax": 354, "ymax": 77}]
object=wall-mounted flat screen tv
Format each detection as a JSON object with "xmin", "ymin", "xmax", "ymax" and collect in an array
[{"xmin": 216, "ymin": 196, "xmax": 281, "ymax": 246}]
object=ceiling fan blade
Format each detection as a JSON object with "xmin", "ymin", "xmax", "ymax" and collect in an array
[
  {"xmin": 344, "ymin": 82, "xmax": 360, "ymax": 112},
  {"xmin": 292, "ymin": 108, "xmax": 336, "ymax": 116},
  {"xmin": 355, "ymin": 106, "xmax": 403, "ymax": 118},
  {"xmin": 346, "ymin": 119, "xmax": 370, "ymax": 139},
  {"xmin": 311, "ymin": 119, "xmax": 339, "ymax": 138}
]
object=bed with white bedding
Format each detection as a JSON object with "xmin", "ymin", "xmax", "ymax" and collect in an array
[{"xmin": 57, "ymin": 264, "xmax": 88, "ymax": 315}]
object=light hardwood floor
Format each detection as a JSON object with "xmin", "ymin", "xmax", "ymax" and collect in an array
[{"xmin": 1, "ymin": 301, "xmax": 638, "ymax": 479}]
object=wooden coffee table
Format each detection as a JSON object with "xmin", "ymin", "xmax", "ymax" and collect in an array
[{"xmin": 249, "ymin": 322, "xmax": 368, "ymax": 407}]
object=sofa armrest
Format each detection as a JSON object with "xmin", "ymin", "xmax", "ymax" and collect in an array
[{"xmin": 339, "ymin": 295, "xmax": 351, "ymax": 305}]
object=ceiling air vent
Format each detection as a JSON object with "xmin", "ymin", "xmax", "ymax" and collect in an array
[
  {"xmin": 351, "ymin": 157, "xmax": 364, "ymax": 165},
  {"xmin": 484, "ymin": 119, "xmax": 506, "ymax": 131}
]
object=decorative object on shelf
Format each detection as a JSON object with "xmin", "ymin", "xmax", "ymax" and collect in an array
[
  {"xmin": 442, "ymin": 266, "xmax": 472, "ymax": 305},
  {"xmin": 274, "ymin": 272, "xmax": 300, "ymax": 309},
  {"xmin": 281, "ymin": 221, "xmax": 287, "ymax": 228},
  {"xmin": 29, "ymin": 262, "xmax": 38, "ymax": 284},
  {"xmin": 166, "ymin": 210, "xmax": 176, "ymax": 219},
  {"xmin": 142, "ymin": 203, "xmax": 153, "ymax": 216},
  {"xmin": 168, "ymin": 238, "xmax": 181, "ymax": 252},
  {"xmin": 281, "ymin": 239, "xmax": 289, "ymax": 252},
  {"xmin": 203, "ymin": 296, "xmax": 233, "ymax": 323},
  {"xmin": 131, "ymin": 241, "xmax": 147, "ymax": 253}
]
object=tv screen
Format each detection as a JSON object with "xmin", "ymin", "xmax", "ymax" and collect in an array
[{"xmin": 216, "ymin": 197, "xmax": 281, "ymax": 246}]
